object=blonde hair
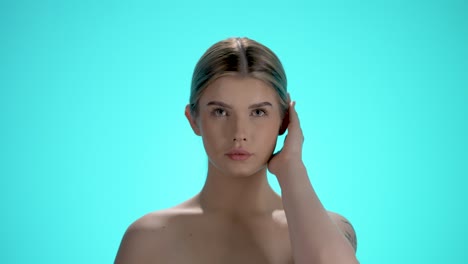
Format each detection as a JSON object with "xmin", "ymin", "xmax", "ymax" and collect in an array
[{"xmin": 189, "ymin": 37, "xmax": 288, "ymax": 116}]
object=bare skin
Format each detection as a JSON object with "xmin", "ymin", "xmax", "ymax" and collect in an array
[
  {"xmin": 115, "ymin": 76, "xmax": 358, "ymax": 264},
  {"xmin": 114, "ymin": 194, "xmax": 353, "ymax": 264}
]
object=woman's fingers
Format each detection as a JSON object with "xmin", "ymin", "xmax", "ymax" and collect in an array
[
  {"xmin": 287, "ymin": 100, "xmax": 304, "ymax": 142},
  {"xmin": 289, "ymin": 101, "xmax": 299, "ymax": 126}
]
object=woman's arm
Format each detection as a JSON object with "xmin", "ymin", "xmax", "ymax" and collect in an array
[
  {"xmin": 268, "ymin": 101, "xmax": 359, "ymax": 264},
  {"xmin": 328, "ymin": 211, "xmax": 358, "ymax": 253},
  {"xmin": 277, "ymin": 161, "xmax": 358, "ymax": 263}
]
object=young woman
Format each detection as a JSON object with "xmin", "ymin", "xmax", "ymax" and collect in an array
[{"xmin": 115, "ymin": 37, "xmax": 359, "ymax": 264}]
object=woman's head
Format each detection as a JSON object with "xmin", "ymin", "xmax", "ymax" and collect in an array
[
  {"xmin": 189, "ymin": 37, "xmax": 288, "ymax": 118},
  {"xmin": 185, "ymin": 37, "xmax": 290, "ymax": 177}
]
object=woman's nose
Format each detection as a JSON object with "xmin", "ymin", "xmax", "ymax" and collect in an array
[{"xmin": 231, "ymin": 116, "xmax": 248, "ymax": 142}]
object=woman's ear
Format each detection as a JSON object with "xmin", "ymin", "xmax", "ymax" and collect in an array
[
  {"xmin": 279, "ymin": 108, "xmax": 289, "ymax": 135},
  {"xmin": 185, "ymin": 104, "xmax": 201, "ymax": 136},
  {"xmin": 279, "ymin": 93, "xmax": 291, "ymax": 135}
]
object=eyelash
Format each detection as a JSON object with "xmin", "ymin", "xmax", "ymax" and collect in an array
[
  {"xmin": 210, "ymin": 108, "xmax": 268, "ymax": 117},
  {"xmin": 212, "ymin": 108, "xmax": 227, "ymax": 117},
  {"xmin": 252, "ymin": 109, "xmax": 267, "ymax": 117}
]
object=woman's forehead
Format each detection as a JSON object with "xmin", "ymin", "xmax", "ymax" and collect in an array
[{"xmin": 200, "ymin": 76, "xmax": 278, "ymax": 105}]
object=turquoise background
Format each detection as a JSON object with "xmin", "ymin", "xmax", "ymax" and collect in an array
[{"xmin": 1, "ymin": 0, "xmax": 467, "ymax": 263}]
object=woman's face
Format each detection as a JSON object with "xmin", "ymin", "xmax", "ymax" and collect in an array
[{"xmin": 187, "ymin": 75, "xmax": 284, "ymax": 177}]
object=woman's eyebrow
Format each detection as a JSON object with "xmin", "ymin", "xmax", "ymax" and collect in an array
[
  {"xmin": 207, "ymin": 101, "xmax": 232, "ymax": 108},
  {"xmin": 249, "ymin": 102, "xmax": 272, "ymax": 109},
  {"xmin": 206, "ymin": 101, "xmax": 273, "ymax": 109}
]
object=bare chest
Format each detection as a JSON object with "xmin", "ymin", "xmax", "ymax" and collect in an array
[{"xmin": 167, "ymin": 217, "xmax": 293, "ymax": 264}]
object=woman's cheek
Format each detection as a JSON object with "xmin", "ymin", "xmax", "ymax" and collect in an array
[
  {"xmin": 202, "ymin": 122, "xmax": 228, "ymax": 148},
  {"xmin": 258, "ymin": 124, "xmax": 279, "ymax": 145}
]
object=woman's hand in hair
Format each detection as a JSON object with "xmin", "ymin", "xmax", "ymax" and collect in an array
[{"xmin": 267, "ymin": 100, "xmax": 305, "ymax": 180}]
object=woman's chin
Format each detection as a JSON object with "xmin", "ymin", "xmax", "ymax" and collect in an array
[
  {"xmin": 220, "ymin": 164, "xmax": 268, "ymax": 178},
  {"xmin": 207, "ymin": 156, "xmax": 269, "ymax": 178}
]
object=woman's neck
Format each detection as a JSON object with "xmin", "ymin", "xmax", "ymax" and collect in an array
[{"xmin": 196, "ymin": 163, "xmax": 283, "ymax": 216}]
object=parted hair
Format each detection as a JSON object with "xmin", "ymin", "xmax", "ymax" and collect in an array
[{"xmin": 189, "ymin": 37, "xmax": 288, "ymax": 116}]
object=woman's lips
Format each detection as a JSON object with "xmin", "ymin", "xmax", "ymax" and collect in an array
[
  {"xmin": 226, "ymin": 153, "xmax": 252, "ymax": 161},
  {"xmin": 226, "ymin": 149, "xmax": 252, "ymax": 161}
]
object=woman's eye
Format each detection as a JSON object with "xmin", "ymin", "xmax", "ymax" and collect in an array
[
  {"xmin": 252, "ymin": 109, "xmax": 266, "ymax": 117},
  {"xmin": 213, "ymin": 108, "xmax": 227, "ymax": 117}
]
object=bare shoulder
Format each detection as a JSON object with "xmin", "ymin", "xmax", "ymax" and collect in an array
[
  {"xmin": 114, "ymin": 208, "xmax": 196, "ymax": 264},
  {"xmin": 327, "ymin": 211, "xmax": 358, "ymax": 252}
]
